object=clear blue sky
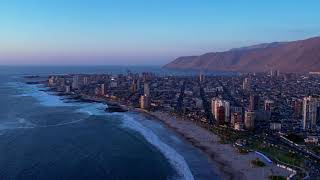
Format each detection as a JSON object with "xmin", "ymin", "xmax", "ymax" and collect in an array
[{"xmin": 0, "ymin": 0, "xmax": 319, "ymax": 65}]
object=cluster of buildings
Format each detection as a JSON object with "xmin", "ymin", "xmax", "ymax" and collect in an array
[
  {"xmin": 47, "ymin": 70, "xmax": 320, "ymax": 141},
  {"xmin": 211, "ymin": 93, "xmax": 281, "ymax": 131},
  {"xmin": 47, "ymin": 70, "xmax": 320, "ymax": 134},
  {"xmin": 45, "ymin": 69, "xmax": 320, "ymax": 177},
  {"xmin": 303, "ymin": 96, "xmax": 320, "ymax": 131}
]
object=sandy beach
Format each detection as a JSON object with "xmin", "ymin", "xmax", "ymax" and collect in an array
[{"xmin": 136, "ymin": 110, "xmax": 291, "ymax": 180}]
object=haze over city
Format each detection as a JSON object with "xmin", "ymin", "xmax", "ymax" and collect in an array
[{"xmin": 0, "ymin": 0, "xmax": 320, "ymax": 65}]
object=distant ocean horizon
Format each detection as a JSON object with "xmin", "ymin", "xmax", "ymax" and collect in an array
[
  {"xmin": 0, "ymin": 65, "xmax": 237, "ymax": 77},
  {"xmin": 0, "ymin": 66, "xmax": 221, "ymax": 180}
]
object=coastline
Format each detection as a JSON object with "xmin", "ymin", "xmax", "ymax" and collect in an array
[
  {"xmin": 134, "ymin": 109, "xmax": 241, "ymax": 180},
  {"xmin": 47, "ymin": 89, "xmax": 236, "ymax": 178},
  {"xmin": 132, "ymin": 108, "xmax": 239, "ymax": 180},
  {"xmin": 33, "ymin": 81, "xmax": 290, "ymax": 180},
  {"xmin": 133, "ymin": 109, "xmax": 291, "ymax": 180}
]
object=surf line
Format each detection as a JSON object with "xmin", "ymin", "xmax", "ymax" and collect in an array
[{"xmin": 121, "ymin": 114, "xmax": 194, "ymax": 180}]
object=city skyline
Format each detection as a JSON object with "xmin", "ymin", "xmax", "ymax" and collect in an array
[
  {"xmin": 1, "ymin": 0, "xmax": 320, "ymax": 65},
  {"xmin": 1, "ymin": 1, "xmax": 320, "ymax": 179}
]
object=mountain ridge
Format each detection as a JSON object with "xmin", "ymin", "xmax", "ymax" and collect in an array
[{"xmin": 164, "ymin": 36, "xmax": 320, "ymax": 73}]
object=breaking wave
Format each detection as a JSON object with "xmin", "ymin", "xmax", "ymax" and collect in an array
[
  {"xmin": 121, "ymin": 114, "xmax": 194, "ymax": 180},
  {"xmin": 7, "ymin": 81, "xmax": 195, "ymax": 180}
]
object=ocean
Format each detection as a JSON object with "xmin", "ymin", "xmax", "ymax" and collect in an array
[{"xmin": 0, "ymin": 66, "xmax": 220, "ymax": 180}]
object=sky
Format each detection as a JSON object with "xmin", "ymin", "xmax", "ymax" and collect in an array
[{"xmin": 0, "ymin": 0, "xmax": 319, "ymax": 65}]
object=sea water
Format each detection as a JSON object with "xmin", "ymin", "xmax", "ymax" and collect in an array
[{"xmin": 0, "ymin": 66, "xmax": 220, "ymax": 180}]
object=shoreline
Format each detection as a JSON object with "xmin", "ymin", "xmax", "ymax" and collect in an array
[
  {"xmin": 134, "ymin": 109, "xmax": 241, "ymax": 180},
  {"xmin": 32, "ymin": 81, "xmax": 290, "ymax": 180},
  {"xmin": 45, "ymin": 88, "xmax": 236, "ymax": 178},
  {"xmin": 133, "ymin": 109, "xmax": 291, "ymax": 180}
]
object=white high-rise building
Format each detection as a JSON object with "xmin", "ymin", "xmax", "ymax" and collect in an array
[
  {"xmin": 242, "ymin": 77, "xmax": 250, "ymax": 90},
  {"xmin": 211, "ymin": 98, "xmax": 230, "ymax": 123},
  {"xmin": 303, "ymin": 96, "xmax": 320, "ymax": 131},
  {"xmin": 140, "ymin": 95, "xmax": 151, "ymax": 110}
]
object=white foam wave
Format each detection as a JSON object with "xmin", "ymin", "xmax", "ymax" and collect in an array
[
  {"xmin": 16, "ymin": 84, "xmax": 71, "ymax": 107},
  {"xmin": 9, "ymin": 82, "xmax": 107, "ymax": 116},
  {"xmin": 35, "ymin": 119, "xmax": 85, "ymax": 128},
  {"xmin": 76, "ymin": 103, "xmax": 106, "ymax": 116},
  {"xmin": 121, "ymin": 114, "xmax": 194, "ymax": 180},
  {"xmin": 0, "ymin": 118, "xmax": 87, "ymax": 131},
  {"xmin": 0, "ymin": 82, "xmax": 109, "ymax": 132},
  {"xmin": 0, "ymin": 118, "xmax": 36, "ymax": 131},
  {"xmin": 5, "ymin": 81, "xmax": 194, "ymax": 179}
]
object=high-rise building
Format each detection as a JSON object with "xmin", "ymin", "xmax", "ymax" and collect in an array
[
  {"xmin": 72, "ymin": 75, "xmax": 79, "ymax": 89},
  {"xmin": 130, "ymin": 80, "xmax": 137, "ymax": 93},
  {"xmin": 293, "ymin": 99, "xmax": 303, "ymax": 119},
  {"xmin": 95, "ymin": 86, "xmax": 100, "ymax": 95},
  {"xmin": 242, "ymin": 77, "xmax": 250, "ymax": 90},
  {"xmin": 48, "ymin": 76, "xmax": 55, "ymax": 86},
  {"xmin": 245, "ymin": 111, "xmax": 255, "ymax": 130},
  {"xmin": 211, "ymin": 99, "xmax": 230, "ymax": 123},
  {"xmin": 270, "ymin": 69, "xmax": 276, "ymax": 77},
  {"xmin": 270, "ymin": 69, "xmax": 280, "ymax": 77},
  {"xmin": 65, "ymin": 85, "xmax": 71, "ymax": 93},
  {"xmin": 199, "ymin": 72, "xmax": 205, "ymax": 82},
  {"xmin": 249, "ymin": 95, "xmax": 259, "ymax": 111},
  {"xmin": 136, "ymin": 79, "xmax": 141, "ymax": 91},
  {"xmin": 142, "ymin": 72, "xmax": 154, "ymax": 82},
  {"xmin": 101, "ymin": 84, "xmax": 106, "ymax": 95},
  {"xmin": 83, "ymin": 77, "xmax": 89, "ymax": 85},
  {"xmin": 217, "ymin": 106, "xmax": 225, "ymax": 124},
  {"xmin": 144, "ymin": 82, "xmax": 150, "ymax": 96},
  {"xmin": 59, "ymin": 78, "xmax": 65, "ymax": 87},
  {"xmin": 140, "ymin": 95, "xmax": 151, "ymax": 110},
  {"xmin": 303, "ymin": 96, "xmax": 320, "ymax": 131},
  {"xmin": 110, "ymin": 81, "xmax": 117, "ymax": 88},
  {"xmin": 264, "ymin": 99, "xmax": 275, "ymax": 112}
]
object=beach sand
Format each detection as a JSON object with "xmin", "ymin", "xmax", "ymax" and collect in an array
[{"xmin": 136, "ymin": 110, "xmax": 291, "ymax": 180}]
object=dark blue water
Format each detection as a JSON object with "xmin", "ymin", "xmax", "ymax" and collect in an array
[{"xmin": 0, "ymin": 66, "xmax": 220, "ymax": 180}]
